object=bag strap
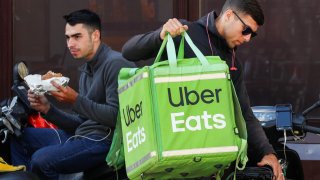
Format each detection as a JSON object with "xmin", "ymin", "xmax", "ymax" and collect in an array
[
  {"xmin": 154, "ymin": 34, "xmax": 168, "ymax": 64},
  {"xmin": 154, "ymin": 32, "xmax": 210, "ymax": 67},
  {"xmin": 231, "ymin": 83, "xmax": 248, "ymax": 171},
  {"xmin": 215, "ymin": 170, "xmax": 223, "ymax": 180},
  {"xmin": 183, "ymin": 33, "xmax": 210, "ymax": 65},
  {"xmin": 177, "ymin": 35, "xmax": 184, "ymax": 59},
  {"xmin": 106, "ymin": 113, "xmax": 125, "ymax": 170},
  {"xmin": 167, "ymin": 35, "xmax": 178, "ymax": 67}
]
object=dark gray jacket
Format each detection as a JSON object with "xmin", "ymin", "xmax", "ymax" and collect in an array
[
  {"xmin": 45, "ymin": 43, "xmax": 135, "ymax": 137},
  {"xmin": 122, "ymin": 12, "xmax": 275, "ymax": 159}
]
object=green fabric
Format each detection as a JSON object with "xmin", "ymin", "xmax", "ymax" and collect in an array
[
  {"xmin": 105, "ymin": 113, "xmax": 125, "ymax": 170},
  {"xmin": 106, "ymin": 32, "xmax": 248, "ymax": 179},
  {"xmin": 231, "ymin": 83, "xmax": 248, "ymax": 169}
]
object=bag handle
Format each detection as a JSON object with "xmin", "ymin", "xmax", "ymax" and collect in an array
[
  {"xmin": 154, "ymin": 33, "xmax": 178, "ymax": 67},
  {"xmin": 154, "ymin": 32, "xmax": 210, "ymax": 67},
  {"xmin": 154, "ymin": 34, "xmax": 169, "ymax": 64}
]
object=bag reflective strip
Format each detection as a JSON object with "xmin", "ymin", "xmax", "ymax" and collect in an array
[
  {"xmin": 162, "ymin": 146, "xmax": 238, "ymax": 157},
  {"xmin": 154, "ymin": 73, "xmax": 226, "ymax": 83},
  {"xmin": 118, "ymin": 72, "xmax": 149, "ymax": 94},
  {"xmin": 126, "ymin": 151, "xmax": 157, "ymax": 173}
]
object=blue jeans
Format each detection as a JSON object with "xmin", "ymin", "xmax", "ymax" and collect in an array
[{"xmin": 11, "ymin": 128, "xmax": 111, "ymax": 180}]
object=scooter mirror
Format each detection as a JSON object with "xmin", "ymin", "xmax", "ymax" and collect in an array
[{"xmin": 13, "ymin": 61, "xmax": 29, "ymax": 83}]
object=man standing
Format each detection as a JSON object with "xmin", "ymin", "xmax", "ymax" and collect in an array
[
  {"xmin": 122, "ymin": 0, "xmax": 284, "ymax": 179},
  {"xmin": 11, "ymin": 9, "xmax": 134, "ymax": 179}
]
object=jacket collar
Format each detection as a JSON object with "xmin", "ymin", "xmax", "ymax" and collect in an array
[
  {"xmin": 197, "ymin": 11, "xmax": 233, "ymax": 52},
  {"xmin": 79, "ymin": 43, "xmax": 109, "ymax": 76}
]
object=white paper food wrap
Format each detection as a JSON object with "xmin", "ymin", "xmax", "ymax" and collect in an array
[{"xmin": 24, "ymin": 74, "xmax": 69, "ymax": 95}]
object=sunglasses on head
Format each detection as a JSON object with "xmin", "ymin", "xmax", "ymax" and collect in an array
[{"xmin": 233, "ymin": 11, "xmax": 257, "ymax": 38}]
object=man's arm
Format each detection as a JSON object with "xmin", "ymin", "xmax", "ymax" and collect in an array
[
  {"xmin": 44, "ymin": 105, "xmax": 85, "ymax": 133},
  {"xmin": 233, "ymin": 67, "xmax": 275, "ymax": 157},
  {"xmin": 27, "ymin": 90, "xmax": 84, "ymax": 133},
  {"xmin": 73, "ymin": 56, "xmax": 134, "ymax": 128},
  {"xmin": 122, "ymin": 18, "xmax": 188, "ymax": 61},
  {"xmin": 122, "ymin": 28, "xmax": 163, "ymax": 61},
  {"xmin": 233, "ymin": 63, "xmax": 284, "ymax": 179},
  {"xmin": 74, "ymin": 94, "xmax": 117, "ymax": 128}
]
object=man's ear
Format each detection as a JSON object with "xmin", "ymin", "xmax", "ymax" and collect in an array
[
  {"xmin": 92, "ymin": 30, "xmax": 100, "ymax": 41},
  {"xmin": 223, "ymin": 9, "xmax": 233, "ymax": 22}
]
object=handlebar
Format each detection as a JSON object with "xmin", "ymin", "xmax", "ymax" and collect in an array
[
  {"xmin": 303, "ymin": 125, "xmax": 320, "ymax": 134},
  {"xmin": 253, "ymin": 100, "xmax": 320, "ymax": 135},
  {"xmin": 302, "ymin": 99, "xmax": 320, "ymax": 116},
  {"xmin": 292, "ymin": 109, "xmax": 320, "ymax": 134}
]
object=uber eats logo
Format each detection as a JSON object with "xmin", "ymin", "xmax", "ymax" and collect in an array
[
  {"xmin": 122, "ymin": 85, "xmax": 229, "ymax": 152},
  {"xmin": 167, "ymin": 86, "xmax": 227, "ymax": 132},
  {"xmin": 122, "ymin": 101, "xmax": 146, "ymax": 153},
  {"xmin": 123, "ymin": 101, "xmax": 143, "ymax": 126}
]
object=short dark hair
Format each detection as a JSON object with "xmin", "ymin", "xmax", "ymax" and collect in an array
[
  {"xmin": 221, "ymin": 0, "xmax": 264, "ymax": 26},
  {"xmin": 63, "ymin": 9, "xmax": 101, "ymax": 32}
]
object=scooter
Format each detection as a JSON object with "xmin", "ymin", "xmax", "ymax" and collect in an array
[
  {"xmin": 0, "ymin": 61, "xmax": 30, "ymax": 144},
  {"xmin": 0, "ymin": 62, "xmax": 41, "ymax": 179},
  {"xmin": 247, "ymin": 99, "xmax": 320, "ymax": 180}
]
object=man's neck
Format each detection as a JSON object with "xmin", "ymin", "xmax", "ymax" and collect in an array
[
  {"xmin": 86, "ymin": 41, "xmax": 101, "ymax": 61},
  {"xmin": 215, "ymin": 16, "xmax": 224, "ymax": 38}
]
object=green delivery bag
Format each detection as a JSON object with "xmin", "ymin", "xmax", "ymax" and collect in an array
[{"xmin": 108, "ymin": 32, "xmax": 248, "ymax": 179}]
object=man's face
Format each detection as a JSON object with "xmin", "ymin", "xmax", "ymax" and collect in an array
[
  {"xmin": 223, "ymin": 10, "xmax": 259, "ymax": 48},
  {"xmin": 65, "ymin": 23, "xmax": 96, "ymax": 60}
]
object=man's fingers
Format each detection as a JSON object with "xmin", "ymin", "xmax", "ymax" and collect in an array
[
  {"xmin": 28, "ymin": 91, "xmax": 37, "ymax": 99},
  {"xmin": 28, "ymin": 94, "xmax": 40, "ymax": 103},
  {"xmin": 160, "ymin": 18, "xmax": 188, "ymax": 40},
  {"xmin": 50, "ymin": 86, "xmax": 70, "ymax": 102},
  {"xmin": 182, "ymin": 25, "xmax": 188, "ymax": 32},
  {"xmin": 50, "ymin": 80, "xmax": 66, "ymax": 92},
  {"xmin": 50, "ymin": 91, "xmax": 59, "ymax": 96},
  {"xmin": 167, "ymin": 18, "xmax": 184, "ymax": 36},
  {"xmin": 257, "ymin": 153, "xmax": 284, "ymax": 180},
  {"xmin": 269, "ymin": 161, "xmax": 284, "ymax": 180},
  {"xmin": 263, "ymin": 162, "xmax": 284, "ymax": 180},
  {"xmin": 51, "ymin": 80, "xmax": 59, "ymax": 87},
  {"xmin": 274, "ymin": 168, "xmax": 285, "ymax": 180},
  {"xmin": 164, "ymin": 24, "xmax": 179, "ymax": 37},
  {"xmin": 30, "ymin": 102, "xmax": 38, "ymax": 106},
  {"xmin": 178, "ymin": 24, "xmax": 188, "ymax": 32},
  {"xmin": 168, "ymin": 18, "xmax": 182, "ymax": 33}
]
